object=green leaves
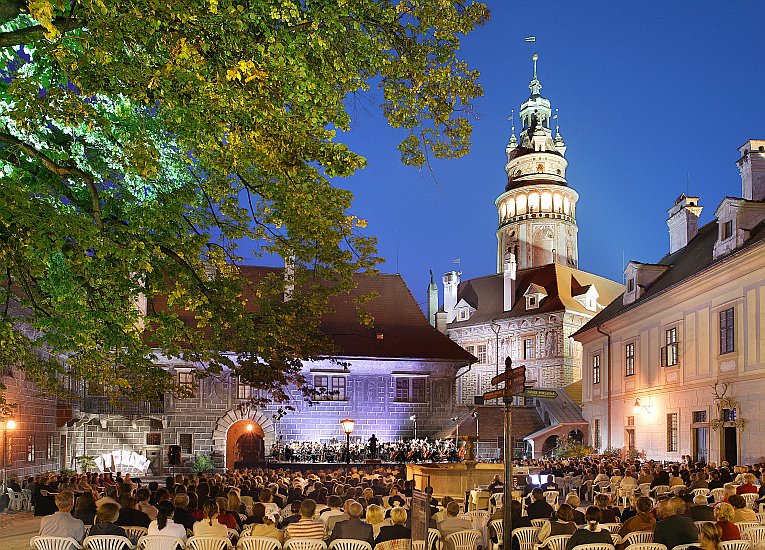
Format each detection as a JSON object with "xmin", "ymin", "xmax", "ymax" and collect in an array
[{"xmin": 0, "ymin": 0, "xmax": 486, "ymax": 401}]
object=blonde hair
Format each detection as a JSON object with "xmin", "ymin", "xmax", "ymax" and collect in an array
[
  {"xmin": 699, "ymin": 522, "xmax": 722, "ymax": 550},
  {"xmin": 227, "ymin": 491, "xmax": 241, "ymax": 513},
  {"xmin": 366, "ymin": 504, "xmax": 385, "ymax": 525},
  {"xmin": 715, "ymin": 502, "xmax": 735, "ymax": 522},
  {"xmin": 203, "ymin": 500, "xmax": 219, "ymax": 526},
  {"xmin": 390, "ymin": 507, "xmax": 408, "ymax": 525}
]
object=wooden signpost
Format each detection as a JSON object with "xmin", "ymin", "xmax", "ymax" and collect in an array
[{"xmin": 483, "ymin": 357, "xmax": 525, "ymax": 550}]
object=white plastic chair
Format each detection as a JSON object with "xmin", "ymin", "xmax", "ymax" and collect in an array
[
  {"xmin": 743, "ymin": 494, "xmax": 759, "ymax": 509},
  {"xmin": 30, "ymin": 537, "xmax": 83, "ymax": 550},
  {"xmin": 227, "ymin": 531, "xmax": 240, "ymax": 544},
  {"xmin": 137, "ymin": 536, "xmax": 186, "ymax": 550},
  {"xmin": 755, "ymin": 513, "xmax": 765, "ymax": 525},
  {"xmin": 719, "ymin": 541, "xmax": 751, "ymax": 550},
  {"xmin": 83, "ymin": 535, "xmax": 136, "ymax": 550},
  {"xmin": 429, "ymin": 528, "xmax": 442, "ymax": 550},
  {"xmin": 444, "ymin": 530, "xmax": 481, "ymax": 550},
  {"xmin": 187, "ymin": 537, "xmax": 233, "ymax": 550},
  {"xmin": 695, "ymin": 521, "xmax": 714, "ymax": 535},
  {"xmin": 237, "ymin": 537, "xmax": 282, "ymax": 550},
  {"xmin": 570, "ymin": 544, "xmax": 614, "ymax": 550},
  {"xmin": 8, "ymin": 488, "xmax": 24, "ymax": 511},
  {"xmin": 543, "ymin": 491, "xmax": 559, "ymax": 508},
  {"xmin": 623, "ymin": 532, "xmax": 654, "ymax": 546},
  {"xmin": 670, "ymin": 486, "xmax": 687, "ymax": 496},
  {"xmin": 283, "ymin": 540, "xmax": 327, "ymax": 550},
  {"xmin": 744, "ymin": 528, "xmax": 765, "ymax": 546},
  {"xmin": 691, "ymin": 489, "xmax": 710, "ymax": 498},
  {"xmin": 488, "ymin": 520, "xmax": 503, "ymax": 550},
  {"xmin": 531, "ymin": 519, "xmax": 547, "ymax": 529},
  {"xmin": 710, "ymin": 489, "xmax": 727, "ymax": 503},
  {"xmin": 124, "ymin": 528, "xmax": 149, "ymax": 541},
  {"xmin": 327, "ymin": 541, "xmax": 372, "ymax": 550},
  {"xmin": 412, "ymin": 542, "xmax": 425, "ymax": 550},
  {"xmin": 624, "ymin": 544, "xmax": 666, "ymax": 550},
  {"xmin": 637, "ymin": 484, "xmax": 651, "ymax": 497},
  {"xmin": 610, "ymin": 535, "xmax": 621, "ymax": 547},
  {"xmin": 23, "ymin": 487, "xmax": 34, "ymax": 510},
  {"xmin": 467, "ymin": 510, "xmax": 490, "ymax": 528},
  {"xmin": 512, "ymin": 527, "xmax": 539, "ymax": 550},
  {"xmin": 670, "ymin": 545, "xmax": 694, "ymax": 550},
  {"xmin": 535, "ymin": 535, "xmax": 570, "ymax": 550},
  {"xmin": 735, "ymin": 523, "xmax": 760, "ymax": 535},
  {"xmin": 601, "ymin": 524, "xmax": 621, "ymax": 534},
  {"xmin": 652, "ymin": 486, "xmax": 670, "ymax": 497}
]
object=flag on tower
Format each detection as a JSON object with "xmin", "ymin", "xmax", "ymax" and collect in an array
[{"xmin": 525, "ymin": 36, "xmax": 536, "ymax": 42}]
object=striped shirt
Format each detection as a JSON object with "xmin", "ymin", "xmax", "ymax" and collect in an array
[{"xmin": 286, "ymin": 518, "xmax": 326, "ymax": 540}]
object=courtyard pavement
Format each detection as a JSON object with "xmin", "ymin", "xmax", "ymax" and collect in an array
[{"xmin": 0, "ymin": 511, "xmax": 40, "ymax": 550}]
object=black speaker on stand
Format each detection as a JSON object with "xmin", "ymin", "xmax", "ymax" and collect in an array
[{"xmin": 168, "ymin": 444, "xmax": 182, "ymax": 477}]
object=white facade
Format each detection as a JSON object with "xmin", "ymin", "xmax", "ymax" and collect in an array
[{"xmin": 576, "ymin": 140, "xmax": 765, "ymax": 465}]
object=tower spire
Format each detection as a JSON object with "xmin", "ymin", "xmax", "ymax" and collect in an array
[{"xmin": 529, "ymin": 53, "xmax": 542, "ymax": 96}]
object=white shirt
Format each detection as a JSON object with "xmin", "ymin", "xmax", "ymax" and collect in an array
[{"xmin": 148, "ymin": 518, "xmax": 187, "ymax": 541}]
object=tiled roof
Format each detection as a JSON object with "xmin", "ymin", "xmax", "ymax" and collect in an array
[
  {"xmin": 576, "ymin": 216, "xmax": 765, "ymax": 336},
  {"xmin": 448, "ymin": 264, "xmax": 623, "ymax": 328},
  {"xmin": 152, "ymin": 268, "xmax": 474, "ymax": 363}
]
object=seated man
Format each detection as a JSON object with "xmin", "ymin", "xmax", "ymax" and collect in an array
[
  {"xmin": 437, "ymin": 501, "xmax": 473, "ymax": 549},
  {"xmin": 38, "ymin": 490, "xmax": 85, "ymax": 542},
  {"xmin": 653, "ymin": 498, "xmax": 697, "ymax": 550},
  {"xmin": 328, "ymin": 500, "xmax": 374, "ymax": 547},
  {"xmin": 526, "ymin": 488, "xmax": 554, "ymax": 520},
  {"xmin": 115, "ymin": 495, "xmax": 150, "ymax": 528},
  {"xmin": 689, "ymin": 494, "xmax": 715, "ymax": 521},
  {"xmin": 285, "ymin": 499, "xmax": 326, "ymax": 540}
]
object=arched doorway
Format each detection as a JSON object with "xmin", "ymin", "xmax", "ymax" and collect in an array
[
  {"xmin": 568, "ymin": 429, "xmax": 584, "ymax": 443},
  {"xmin": 226, "ymin": 420, "xmax": 265, "ymax": 469},
  {"xmin": 542, "ymin": 435, "xmax": 559, "ymax": 456}
]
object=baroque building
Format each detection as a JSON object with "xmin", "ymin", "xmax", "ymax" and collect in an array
[
  {"xmin": 58, "ymin": 271, "xmax": 472, "ymax": 475},
  {"xmin": 574, "ymin": 140, "xmax": 765, "ymax": 465},
  {"xmin": 430, "ymin": 55, "xmax": 623, "ymax": 458}
]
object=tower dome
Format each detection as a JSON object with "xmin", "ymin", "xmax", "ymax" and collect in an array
[{"xmin": 497, "ymin": 54, "xmax": 579, "ymax": 272}]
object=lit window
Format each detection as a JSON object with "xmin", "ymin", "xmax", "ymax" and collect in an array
[
  {"xmin": 593, "ymin": 419, "xmax": 601, "ymax": 449},
  {"xmin": 662, "ymin": 327, "xmax": 678, "ymax": 367},
  {"xmin": 626, "ymin": 416, "xmax": 635, "ymax": 427},
  {"xmin": 592, "ymin": 355, "xmax": 601, "ymax": 385},
  {"xmin": 313, "ymin": 375, "xmax": 347, "ymax": 401},
  {"xmin": 720, "ymin": 308, "xmax": 734, "ymax": 354},
  {"xmin": 237, "ymin": 377, "xmax": 257, "ymax": 400},
  {"xmin": 27, "ymin": 435, "xmax": 35, "ymax": 463},
  {"xmin": 523, "ymin": 338, "xmax": 535, "ymax": 360},
  {"xmin": 692, "ymin": 411, "xmax": 707, "ymax": 423},
  {"xmin": 722, "ymin": 408, "xmax": 736, "ymax": 422},
  {"xmin": 476, "ymin": 345, "xmax": 487, "ymax": 364},
  {"xmin": 667, "ymin": 413, "xmax": 678, "ymax": 452},
  {"xmin": 625, "ymin": 343, "xmax": 635, "ymax": 376},
  {"xmin": 46, "ymin": 434, "xmax": 55, "ymax": 461},
  {"xmin": 177, "ymin": 371, "xmax": 196, "ymax": 395}
]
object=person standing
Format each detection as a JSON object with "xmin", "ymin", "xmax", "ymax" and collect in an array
[{"xmin": 368, "ymin": 434, "xmax": 379, "ymax": 460}]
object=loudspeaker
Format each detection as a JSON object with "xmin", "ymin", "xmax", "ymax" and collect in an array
[{"xmin": 168, "ymin": 444, "xmax": 182, "ymax": 466}]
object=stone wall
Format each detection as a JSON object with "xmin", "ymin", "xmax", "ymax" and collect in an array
[{"xmin": 2, "ymin": 368, "xmax": 59, "ymax": 479}]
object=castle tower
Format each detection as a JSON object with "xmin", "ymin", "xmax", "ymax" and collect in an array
[{"xmin": 496, "ymin": 54, "xmax": 579, "ymax": 272}]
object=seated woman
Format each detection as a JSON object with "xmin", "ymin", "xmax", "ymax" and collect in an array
[
  {"xmin": 148, "ymin": 501, "xmax": 187, "ymax": 542},
  {"xmin": 376, "ymin": 507, "xmax": 411, "ymax": 544},
  {"xmin": 366, "ymin": 504, "xmax": 392, "ymax": 540},
  {"xmin": 537, "ymin": 504, "xmax": 577, "ymax": 546},
  {"xmin": 594, "ymin": 493, "xmax": 619, "ymax": 524},
  {"xmin": 193, "ymin": 500, "xmax": 229, "ymax": 537},
  {"xmin": 388, "ymin": 487, "xmax": 405, "ymax": 508},
  {"xmin": 73, "ymin": 492, "xmax": 97, "ymax": 526},
  {"xmin": 689, "ymin": 522, "xmax": 723, "ymax": 550},
  {"xmin": 714, "ymin": 502, "xmax": 741, "ymax": 542},
  {"xmin": 248, "ymin": 502, "xmax": 284, "ymax": 544},
  {"xmin": 89, "ymin": 502, "xmax": 131, "ymax": 549},
  {"xmin": 728, "ymin": 494, "xmax": 757, "ymax": 523},
  {"xmin": 565, "ymin": 506, "xmax": 614, "ymax": 550}
]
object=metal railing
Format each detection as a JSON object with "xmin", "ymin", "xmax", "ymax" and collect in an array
[{"xmin": 81, "ymin": 396, "xmax": 164, "ymax": 416}]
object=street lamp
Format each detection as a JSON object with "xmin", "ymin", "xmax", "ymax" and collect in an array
[
  {"xmin": 471, "ymin": 411, "xmax": 479, "ymax": 439},
  {"xmin": 2, "ymin": 418, "xmax": 16, "ymax": 490},
  {"xmin": 340, "ymin": 418, "xmax": 355, "ymax": 465},
  {"xmin": 409, "ymin": 415, "xmax": 417, "ymax": 440}
]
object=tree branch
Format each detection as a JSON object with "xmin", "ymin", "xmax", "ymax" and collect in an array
[
  {"xmin": 0, "ymin": 16, "xmax": 83, "ymax": 48},
  {"xmin": 0, "ymin": 131, "xmax": 102, "ymax": 227}
]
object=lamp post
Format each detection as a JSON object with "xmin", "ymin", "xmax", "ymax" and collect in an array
[
  {"xmin": 409, "ymin": 415, "xmax": 417, "ymax": 440},
  {"xmin": 340, "ymin": 418, "xmax": 355, "ymax": 465},
  {"xmin": 450, "ymin": 416, "xmax": 459, "ymax": 447},
  {"xmin": 2, "ymin": 418, "xmax": 16, "ymax": 490},
  {"xmin": 471, "ymin": 411, "xmax": 479, "ymax": 439},
  {"xmin": 490, "ymin": 319, "xmax": 501, "ymax": 378}
]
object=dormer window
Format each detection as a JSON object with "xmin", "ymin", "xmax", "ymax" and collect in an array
[
  {"xmin": 458, "ymin": 308, "xmax": 469, "ymax": 321},
  {"xmin": 722, "ymin": 219, "xmax": 733, "ymax": 240},
  {"xmin": 523, "ymin": 283, "xmax": 547, "ymax": 310},
  {"xmin": 528, "ymin": 296, "xmax": 536, "ymax": 308}
]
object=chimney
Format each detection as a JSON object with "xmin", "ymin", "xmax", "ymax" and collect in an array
[
  {"xmin": 443, "ymin": 270, "xmax": 460, "ymax": 323},
  {"xmin": 427, "ymin": 270, "xmax": 438, "ymax": 327},
  {"xmin": 738, "ymin": 139, "xmax": 765, "ymax": 201},
  {"xmin": 435, "ymin": 311, "xmax": 448, "ymax": 334},
  {"xmin": 283, "ymin": 255, "xmax": 295, "ymax": 301},
  {"xmin": 666, "ymin": 194, "xmax": 702, "ymax": 254},
  {"xmin": 503, "ymin": 252, "xmax": 517, "ymax": 311}
]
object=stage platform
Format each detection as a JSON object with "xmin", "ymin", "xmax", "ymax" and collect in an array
[{"xmin": 239, "ymin": 460, "xmax": 411, "ymax": 473}]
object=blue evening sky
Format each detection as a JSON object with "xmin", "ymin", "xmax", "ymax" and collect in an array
[{"xmin": 335, "ymin": 1, "xmax": 765, "ymax": 310}]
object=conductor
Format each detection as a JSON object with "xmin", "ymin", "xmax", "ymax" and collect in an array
[{"xmin": 368, "ymin": 434, "xmax": 378, "ymax": 460}]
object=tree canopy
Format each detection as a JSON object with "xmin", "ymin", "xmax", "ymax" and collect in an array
[{"xmin": 0, "ymin": 0, "xmax": 488, "ymax": 402}]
